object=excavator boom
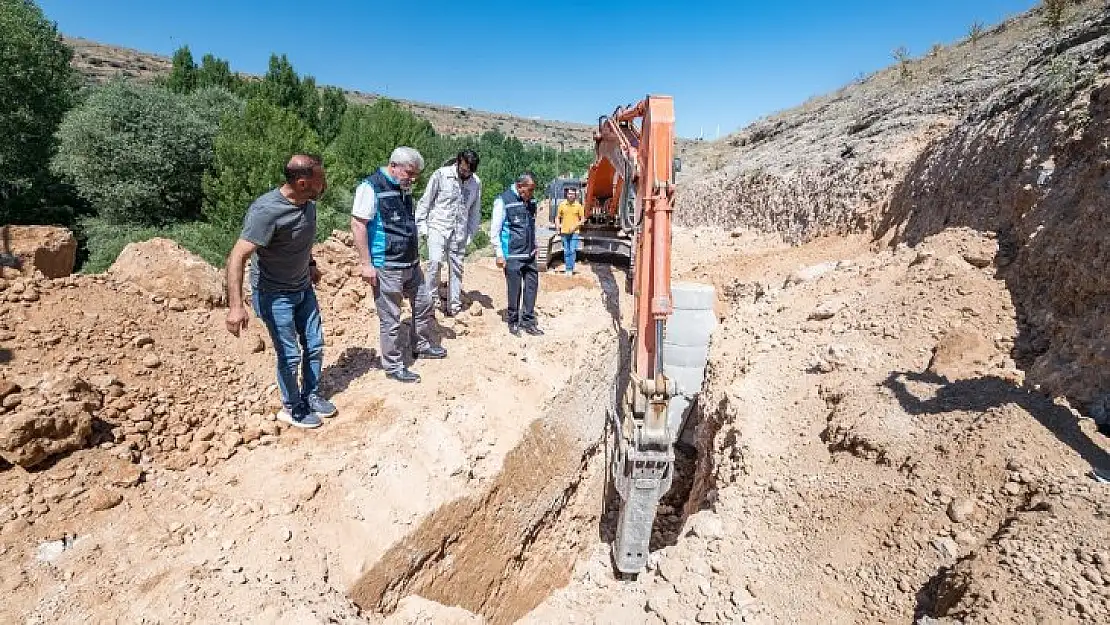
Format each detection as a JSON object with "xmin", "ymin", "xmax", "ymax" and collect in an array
[{"xmin": 594, "ymin": 96, "xmax": 716, "ymax": 575}]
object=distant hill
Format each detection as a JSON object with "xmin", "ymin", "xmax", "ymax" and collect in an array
[{"xmin": 64, "ymin": 36, "xmax": 596, "ymax": 150}]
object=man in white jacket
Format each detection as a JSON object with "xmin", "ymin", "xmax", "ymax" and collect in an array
[{"xmin": 416, "ymin": 149, "xmax": 482, "ymax": 316}]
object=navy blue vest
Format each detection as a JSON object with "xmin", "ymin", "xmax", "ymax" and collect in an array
[
  {"xmin": 498, "ymin": 188, "xmax": 537, "ymax": 259},
  {"xmin": 366, "ymin": 170, "xmax": 419, "ymax": 269}
]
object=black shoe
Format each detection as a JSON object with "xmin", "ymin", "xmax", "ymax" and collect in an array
[
  {"xmin": 508, "ymin": 324, "xmax": 521, "ymax": 336},
  {"xmin": 386, "ymin": 369, "xmax": 421, "ymax": 383},
  {"xmin": 1098, "ymin": 422, "xmax": 1110, "ymax": 438},
  {"xmin": 413, "ymin": 345, "xmax": 447, "ymax": 359},
  {"xmin": 522, "ymin": 325, "xmax": 544, "ymax": 336}
]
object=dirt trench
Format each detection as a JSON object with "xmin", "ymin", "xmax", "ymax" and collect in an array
[
  {"xmin": 350, "ymin": 267, "xmax": 708, "ymax": 624},
  {"xmin": 350, "ymin": 341, "xmax": 617, "ymax": 623}
]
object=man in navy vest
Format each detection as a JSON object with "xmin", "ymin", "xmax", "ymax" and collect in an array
[
  {"xmin": 490, "ymin": 172, "xmax": 543, "ymax": 337},
  {"xmin": 350, "ymin": 147, "xmax": 446, "ymax": 383}
]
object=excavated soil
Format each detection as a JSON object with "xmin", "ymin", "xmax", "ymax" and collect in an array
[
  {"xmin": 2, "ymin": 225, "xmax": 1108, "ymax": 624},
  {"xmin": 524, "ymin": 227, "xmax": 1110, "ymax": 624},
  {"xmin": 0, "ymin": 232, "xmax": 629, "ymax": 624},
  {"xmin": 4, "ymin": 6, "xmax": 1109, "ymax": 623}
]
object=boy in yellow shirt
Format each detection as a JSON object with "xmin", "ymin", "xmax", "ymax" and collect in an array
[{"xmin": 555, "ymin": 187, "xmax": 585, "ymax": 275}]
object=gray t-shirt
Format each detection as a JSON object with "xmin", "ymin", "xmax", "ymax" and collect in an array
[{"xmin": 240, "ymin": 188, "xmax": 316, "ymax": 292}]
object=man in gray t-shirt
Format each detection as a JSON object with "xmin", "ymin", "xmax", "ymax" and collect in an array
[
  {"xmin": 241, "ymin": 188, "xmax": 317, "ymax": 292},
  {"xmin": 225, "ymin": 154, "xmax": 335, "ymax": 429}
]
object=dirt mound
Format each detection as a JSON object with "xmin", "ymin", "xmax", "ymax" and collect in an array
[
  {"xmin": 877, "ymin": 17, "xmax": 1110, "ymax": 413},
  {"xmin": 926, "ymin": 497, "xmax": 1110, "ymax": 623},
  {"xmin": 107, "ymin": 237, "xmax": 226, "ymax": 309},
  {"xmin": 0, "ymin": 375, "xmax": 99, "ymax": 468},
  {"xmin": 528, "ymin": 227, "xmax": 1108, "ymax": 623},
  {"xmin": 820, "ymin": 383, "xmax": 918, "ymax": 470},
  {"xmin": 0, "ymin": 226, "xmax": 77, "ymax": 279}
]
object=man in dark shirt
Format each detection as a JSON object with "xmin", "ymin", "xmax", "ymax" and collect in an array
[{"xmin": 225, "ymin": 154, "xmax": 335, "ymax": 429}]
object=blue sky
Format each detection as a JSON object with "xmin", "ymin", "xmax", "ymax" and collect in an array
[{"xmin": 39, "ymin": 0, "xmax": 1040, "ymax": 138}]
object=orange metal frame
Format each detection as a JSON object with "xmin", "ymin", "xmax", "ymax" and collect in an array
[{"xmin": 584, "ymin": 96, "xmax": 676, "ymax": 385}]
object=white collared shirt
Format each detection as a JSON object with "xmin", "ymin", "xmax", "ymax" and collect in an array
[{"xmin": 415, "ymin": 164, "xmax": 482, "ymax": 240}]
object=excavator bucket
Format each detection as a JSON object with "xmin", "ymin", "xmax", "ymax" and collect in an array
[{"xmin": 610, "ymin": 281, "xmax": 716, "ymax": 575}]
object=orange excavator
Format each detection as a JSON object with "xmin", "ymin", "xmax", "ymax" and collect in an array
[{"xmin": 584, "ymin": 96, "xmax": 717, "ymax": 576}]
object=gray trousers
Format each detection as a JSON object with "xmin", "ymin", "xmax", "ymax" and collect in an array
[
  {"xmin": 373, "ymin": 264, "xmax": 435, "ymax": 373},
  {"xmin": 424, "ymin": 227, "xmax": 466, "ymax": 314}
]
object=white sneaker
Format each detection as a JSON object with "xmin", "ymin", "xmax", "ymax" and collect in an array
[{"xmin": 277, "ymin": 407, "xmax": 322, "ymax": 429}]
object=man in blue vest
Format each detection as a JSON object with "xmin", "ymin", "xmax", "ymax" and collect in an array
[
  {"xmin": 490, "ymin": 172, "xmax": 544, "ymax": 337},
  {"xmin": 350, "ymin": 147, "xmax": 446, "ymax": 383}
]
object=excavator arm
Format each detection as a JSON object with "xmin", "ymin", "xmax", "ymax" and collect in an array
[
  {"xmin": 590, "ymin": 96, "xmax": 714, "ymax": 576},
  {"xmin": 585, "ymin": 96, "xmax": 676, "ymax": 385}
]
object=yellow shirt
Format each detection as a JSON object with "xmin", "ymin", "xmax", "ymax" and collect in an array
[{"xmin": 557, "ymin": 200, "xmax": 585, "ymax": 234}]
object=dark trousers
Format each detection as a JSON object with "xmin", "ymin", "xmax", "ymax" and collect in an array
[{"xmin": 504, "ymin": 257, "xmax": 538, "ymax": 327}]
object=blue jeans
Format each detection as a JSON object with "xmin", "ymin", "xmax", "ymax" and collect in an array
[
  {"xmin": 562, "ymin": 233, "xmax": 580, "ymax": 272},
  {"xmin": 252, "ymin": 288, "xmax": 323, "ymax": 410}
]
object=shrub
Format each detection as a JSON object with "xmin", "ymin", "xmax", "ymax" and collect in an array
[
  {"xmin": 0, "ymin": 0, "xmax": 78, "ymax": 219},
  {"xmin": 188, "ymin": 86, "xmax": 245, "ymax": 127},
  {"xmin": 78, "ymin": 216, "xmax": 237, "ymax": 273},
  {"xmin": 893, "ymin": 46, "xmax": 912, "ymax": 81},
  {"xmin": 968, "ymin": 21, "xmax": 985, "ymax": 45},
  {"xmin": 1042, "ymin": 0, "xmax": 1068, "ymax": 32},
  {"xmin": 202, "ymin": 98, "xmax": 321, "ymax": 226},
  {"xmin": 52, "ymin": 80, "xmax": 221, "ymax": 224}
]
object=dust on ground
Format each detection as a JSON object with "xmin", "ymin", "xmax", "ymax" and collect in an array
[
  {"xmin": 0, "ymin": 233, "xmax": 619, "ymax": 624},
  {"xmin": 524, "ymin": 227, "xmax": 1110, "ymax": 624},
  {"xmin": 2, "ymin": 226, "xmax": 1109, "ymax": 624}
]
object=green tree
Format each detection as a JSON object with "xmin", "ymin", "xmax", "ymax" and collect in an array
[
  {"xmin": 258, "ymin": 53, "xmax": 303, "ymax": 111},
  {"xmin": 0, "ymin": 0, "xmax": 79, "ymax": 219},
  {"xmin": 52, "ymin": 80, "xmax": 221, "ymax": 224},
  {"xmin": 298, "ymin": 75, "xmax": 321, "ymax": 133},
  {"xmin": 317, "ymin": 86, "xmax": 348, "ymax": 145},
  {"xmin": 325, "ymin": 99, "xmax": 436, "ymax": 191},
  {"xmin": 166, "ymin": 45, "xmax": 198, "ymax": 94},
  {"xmin": 196, "ymin": 53, "xmax": 235, "ymax": 90},
  {"xmin": 202, "ymin": 98, "xmax": 321, "ymax": 226}
]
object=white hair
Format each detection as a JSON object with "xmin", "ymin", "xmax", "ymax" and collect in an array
[{"xmin": 389, "ymin": 146, "xmax": 424, "ymax": 170}]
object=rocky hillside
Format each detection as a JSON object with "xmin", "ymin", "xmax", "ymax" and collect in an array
[
  {"xmin": 676, "ymin": 0, "xmax": 1110, "ymax": 419},
  {"xmin": 65, "ymin": 36, "xmax": 595, "ymax": 149}
]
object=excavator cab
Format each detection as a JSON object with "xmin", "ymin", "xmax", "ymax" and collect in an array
[
  {"xmin": 546, "ymin": 177, "xmax": 585, "ymax": 224},
  {"xmin": 535, "ymin": 175, "xmax": 633, "ymax": 272}
]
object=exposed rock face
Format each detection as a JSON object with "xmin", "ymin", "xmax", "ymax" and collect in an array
[
  {"xmin": 880, "ymin": 11, "xmax": 1110, "ymax": 407},
  {"xmin": 0, "ymin": 226, "xmax": 77, "ymax": 278},
  {"xmin": 677, "ymin": 3, "xmax": 1110, "ymax": 410},
  {"xmin": 108, "ymin": 238, "xmax": 226, "ymax": 309}
]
